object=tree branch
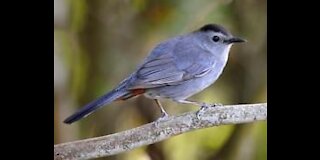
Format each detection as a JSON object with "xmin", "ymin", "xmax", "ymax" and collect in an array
[{"xmin": 54, "ymin": 103, "xmax": 267, "ymax": 160}]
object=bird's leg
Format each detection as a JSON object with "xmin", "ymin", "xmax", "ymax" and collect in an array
[
  {"xmin": 175, "ymin": 99, "xmax": 208, "ymax": 107},
  {"xmin": 176, "ymin": 99, "xmax": 222, "ymax": 107},
  {"xmin": 154, "ymin": 99, "xmax": 169, "ymax": 121},
  {"xmin": 176, "ymin": 99, "xmax": 222, "ymax": 120}
]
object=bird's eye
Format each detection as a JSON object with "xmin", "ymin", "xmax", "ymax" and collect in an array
[{"xmin": 212, "ymin": 36, "xmax": 220, "ymax": 42}]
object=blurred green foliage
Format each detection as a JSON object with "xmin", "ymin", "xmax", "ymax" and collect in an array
[{"xmin": 54, "ymin": 0, "xmax": 266, "ymax": 159}]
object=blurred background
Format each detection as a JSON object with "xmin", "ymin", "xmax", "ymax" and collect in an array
[{"xmin": 54, "ymin": 0, "xmax": 266, "ymax": 160}]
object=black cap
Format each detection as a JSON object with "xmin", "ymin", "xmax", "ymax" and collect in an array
[{"xmin": 199, "ymin": 24, "xmax": 231, "ymax": 36}]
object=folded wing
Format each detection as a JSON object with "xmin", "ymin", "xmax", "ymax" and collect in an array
[{"xmin": 128, "ymin": 40, "xmax": 215, "ymax": 89}]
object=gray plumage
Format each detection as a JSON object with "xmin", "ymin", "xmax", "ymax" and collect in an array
[{"xmin": 64, "ymin": 23, "xmax": 245, "ymax": 124}]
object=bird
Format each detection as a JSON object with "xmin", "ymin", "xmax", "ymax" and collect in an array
[{"xmin": 63, "ymin": 23, "xmax": 246, "ymax": 124}]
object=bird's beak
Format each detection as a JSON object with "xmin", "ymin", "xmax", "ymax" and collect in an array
[{"xmin": 225, "ymin": 37, "xmax": 247, "ymax": 44}]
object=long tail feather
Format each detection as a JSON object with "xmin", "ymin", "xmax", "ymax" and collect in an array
[{"xmin": 63, "ymin": 88, "xmax": 128, "ymax": 124}]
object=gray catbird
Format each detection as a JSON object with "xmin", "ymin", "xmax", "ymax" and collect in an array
[{"xmin": 64, "ymin": 24, "xmax": 246, "ymax": 124}]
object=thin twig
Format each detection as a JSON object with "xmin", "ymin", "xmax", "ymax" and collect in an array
[{"xmin": 54, "ymin": 103, "xmax": 267, "ymax": 160}]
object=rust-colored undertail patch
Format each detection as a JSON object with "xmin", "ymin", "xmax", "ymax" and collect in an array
[{"xmin": 116, "ymin": 89, "xmax": 146, "ymax": 101}]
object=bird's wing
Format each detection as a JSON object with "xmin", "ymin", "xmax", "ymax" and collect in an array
[{"xmin": 127, "ymin": 39, "xmax": 216, "ymax": 89}]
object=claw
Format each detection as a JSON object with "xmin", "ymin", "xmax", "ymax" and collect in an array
[
  {"xmin": 212, "ymin": 103, "xmax": 222, "ymax": 107},
  {"xmin": 196, "ymin": 104, "xmax": 210, "ymax": 120},
  {"xmin": 154, "ymin": 112, "xmax": 169, "ymax": 127},
  {"xmin": 196, "ymin": 103, "xmax": 222, "ymax": 119},
  {"xmin": 157, "ymin": 112, "xmax": 169, "ymax": 121}
]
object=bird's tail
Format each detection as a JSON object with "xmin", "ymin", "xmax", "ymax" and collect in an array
[{"xmin": 63, "ymin": 88, "xmax": 128, "ymax": 124}]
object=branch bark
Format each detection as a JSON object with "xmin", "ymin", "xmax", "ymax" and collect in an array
[{"xmin": 54, "ymin": 103, "xmax": 267, "ymax": 160}]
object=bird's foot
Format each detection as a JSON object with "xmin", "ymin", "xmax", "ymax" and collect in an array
[
  {"xmin": 157, "ymin": 112, "xmax": 169, "ymax": 121},
  {"xmin": 196, "ymin": 103, "xmax": 210, "ymax": 120},
  {"xmin": 196, "ymin": 103, "xmax": 222, "ymax": 120},
  {"xmin": 212, "ymin": 103, "xmax": 222, "ymax": 107},
  {"xmin": 154, "ymin": 112, "xmax": 169, "ymax": 127}
]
